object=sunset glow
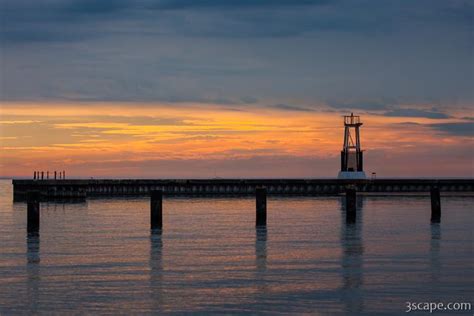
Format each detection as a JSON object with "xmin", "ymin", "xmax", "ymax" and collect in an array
[{"xmin": 1, "ymin": 102, "xmax": 472, "ymax": 178}]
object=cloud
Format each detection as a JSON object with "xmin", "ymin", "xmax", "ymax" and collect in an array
[
  {"xmin": 327, "ymin": 100, "xmax": 390, "ymax": 111},
  {"xmin": 326, "ymin": 101, "xmax": 455, "ymax": 119},
  {"xmin": 429, "ymin": 122, "xmax": 474, "ymax": 137},
  {"xmin": 395, "ymin": 121, "xmax": 421, "ymax": 126},
  {"xmin": 147, "ymin": 135, "xmax": 222, "ymax": 144},
  {"xmin": 155, "ymin": 0, "xmax": 333, "ymax": 10},
  {"xmin": 65, "ymin": 0, "xmax": 132, "ymax": 14},
  {"xmin": 383, "ymin": 108, "xmax": 450, "ymax": 119},
  {"xmin": 0, "ymin": 0, "xmax": 441, "ymax": 44},
  {"xmin": 269, "ymin": 104, "xmax": 314, "ymax": 112},
  {"xmin": 395, "ymin": 121, "xmax": 474, "ymax": 137},
  {"xmin": 240, "ymin": 96, "xmax": 258, "ymax": 104},
  {"xmin": 0, "ymin": 0, "xmax": 472, "ymax": 107}
]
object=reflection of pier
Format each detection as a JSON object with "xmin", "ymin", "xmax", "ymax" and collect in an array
[
  {"xmin": 255, "ymin": 227, "xmax": 268, "ymax": 295},
  {"xmin": 149, "ymin": 230, "xmax": 164, "ymax": 313},
  {"xmin": 255, "ymin": 227, "xmax": 267, "ymax": 272},
  {"xmin": 27, "ymin": 233, "xmax": 40, "ymax": 313},
  {"xmin": 12, "ymin": 178, "xmax": 474, "ymax": 201},
  {"xmin": 340, "ymin": 197, "xmax": 364, "ymax": 314},
  {"xmin": 430, "ymin": 224, "xmax": 441, "ymax": 288}
]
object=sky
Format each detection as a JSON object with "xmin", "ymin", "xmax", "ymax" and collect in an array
[{"xmin": 0, "ymin": 0, "xmax": 473, "ymax": 178}]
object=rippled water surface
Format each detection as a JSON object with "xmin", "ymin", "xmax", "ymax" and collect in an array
[{"xmin": 0, "ymin": 180, "xmax": 472, "ymax": 315}]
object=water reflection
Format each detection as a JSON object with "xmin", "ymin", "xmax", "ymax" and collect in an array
[
  {"xmin": 340, "ymin": 197, "xmax": 364, "ymax": 314},
  {"xmin": 149, "ymin": 229, "xmax": 163, "ymax": 313},
  {"xmin": 255, "ymin": 227, "xmax": 267, "ymax": 272},
  {"xmin": 344, "ymin": 194, "xmax": 365, "ymax": 224},
  {"xmin": 430, "ymin": 224, "xmax": 441, "ymax": 286},
  {"xmin": 26, "ymin": 232, "xmax": 40, "ymax": 313},
  {"xmin": 42, "ymin": 202, "xmax": 67, "ymax": 214},
  {"xmin": 255, "ymin": 226, "xmax": 268, "ymax": 293}
]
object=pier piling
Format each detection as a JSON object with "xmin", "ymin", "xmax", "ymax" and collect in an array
[
  {"xmin": 151, "ymin": 190, "xmax": 163, "ymax": 230},
  {"xmin": 256, "ymin": 187, "xmax": 267, "ymax": 226},
  {"xmin": 430, "ymin": 187, "xmax": 441, "ymax": 223},
  {"xmin": 346, "ymin": 188, "xmax": 357, "ymax": 223},
  {"xmin": 27, "ymin": 191, "xmax": 40, "ymax": 233}
]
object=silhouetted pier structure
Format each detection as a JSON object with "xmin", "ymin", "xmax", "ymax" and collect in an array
[
  {"xmin": 12, "ymin": 178, "xmax": 473, "ymax": 201},
  {"xmin": 19, "ymin": 178, "xmax": 471, "ymax": 235}
]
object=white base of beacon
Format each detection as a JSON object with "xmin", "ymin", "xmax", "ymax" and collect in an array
[{"xmin": 337, "ymin": 171, "xmax": 367, "ymax": 180}]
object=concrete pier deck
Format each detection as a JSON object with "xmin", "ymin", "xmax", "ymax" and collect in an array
[{"xmin": 12, "ymin": 178, "xmax": 474, "ymax": 201}]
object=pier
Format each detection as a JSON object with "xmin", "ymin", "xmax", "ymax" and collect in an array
[{"xmin": 12, "ymin": 178, "xmax": 474, "ymax": 201}]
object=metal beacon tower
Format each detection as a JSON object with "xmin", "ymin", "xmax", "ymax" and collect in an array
[{"xmin": 337, "ymin": 113, "xmax": 366, "ymax": 179}]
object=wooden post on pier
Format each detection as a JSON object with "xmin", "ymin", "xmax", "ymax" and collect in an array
[
  {"xmin": 33, "ymin": 171, "xmax": 36, "ymax": 180},
  {"xmin": 430, "ymin": 187, "xmax": 441, "ymax": 223},
  {"xmin": 54, "ymin": 171, "xmax": 57, "ymax": 180},
  {"xmin": 346, "ymin": 187, "xmax": 357, "ymax": 223},
  {"xmin": 151, "ymin": 190, "xmax": 163, "ymax": 230},
  {"xmin": 27, "ymin": 191, "xmax": 40, "ymax": 233},
  {"xmin": 41, "ymin": 172, "xmax": 44, "ymax": 180},
  {"xmin": 256, "ymin": 187, "xmax": 267, "ymax": 226}
]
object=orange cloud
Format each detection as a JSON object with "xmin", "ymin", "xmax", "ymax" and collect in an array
[{"xmin": 0, "ymin": 102, "xmax": 472, "ymax": 178}]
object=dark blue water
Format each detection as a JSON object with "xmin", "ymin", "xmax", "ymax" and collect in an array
[{"xmin": 0, "ymin": 180, "xmax": 472, "ymax": 315}]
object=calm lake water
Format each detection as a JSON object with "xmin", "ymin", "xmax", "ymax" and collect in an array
[{"xmin": 0, "ymin": 180, "xmax": 472, "ymax": 315}]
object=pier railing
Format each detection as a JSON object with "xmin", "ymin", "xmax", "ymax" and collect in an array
[{"xmin": 12, "ymin": 178, "xmax": 474, "ymax": 201}]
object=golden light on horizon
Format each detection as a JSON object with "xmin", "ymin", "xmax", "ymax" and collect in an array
[{"xmin": 0, "ymin": 102, "xmax": 472, "ymax": 178}]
